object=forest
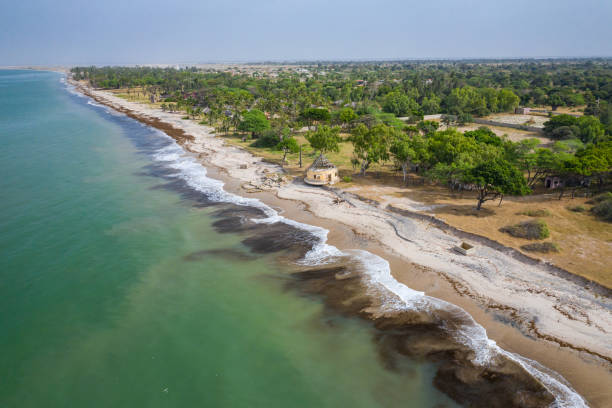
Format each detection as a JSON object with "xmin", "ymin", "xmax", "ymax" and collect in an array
[{"xmin": 71, "ymin": 60, "xmax": 612, "ymax": 214}]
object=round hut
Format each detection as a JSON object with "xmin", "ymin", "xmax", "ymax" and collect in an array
[{"xmin": 304, "ymin": 154, "xmax": 339, "ymax": 185}]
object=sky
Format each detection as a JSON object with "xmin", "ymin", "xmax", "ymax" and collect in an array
[{"xmin": 1, "ymin": 0, "xmax": 611, "ymax": 65}]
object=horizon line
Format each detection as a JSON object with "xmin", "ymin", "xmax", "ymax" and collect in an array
[{"xmin": 3, "ymin": 55, "xmax": 612, "ymax": 69}]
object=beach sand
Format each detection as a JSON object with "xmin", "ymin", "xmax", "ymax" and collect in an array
[{"xmin": 71, "ymin": 80, "xmax": 612, "ymax": 407}]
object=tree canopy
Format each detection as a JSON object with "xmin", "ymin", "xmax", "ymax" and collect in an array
[
  {"xmin": 350, "ymin": 123, "xmax": 397, "ymax": 175},
  {"xmin": 463, "ymin": 159, "xmax": 531, "ymax": 210},
  {"xmin": 238, "ymin": 109, "xmax": 270, "ymax": 137},
  {"xmin": 305, "ymin": 125, "xmax": 341, "ymax": 154}
]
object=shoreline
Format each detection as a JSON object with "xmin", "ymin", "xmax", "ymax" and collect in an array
[{"xmin": 69, "ymin": 78, "xmax": 612, "ymax": 406}]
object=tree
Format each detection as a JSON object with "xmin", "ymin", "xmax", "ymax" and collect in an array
[
  {"xmin": 300, "ymin": 108, "xmax": 331, "ymax": 128},
  {"xmin": 305, "ymin": 125, "xmax": 341, "ymax": 154},
  {"xmin": 457, "ymin": 113, "xmax": 474, "ymax": 125},
  {"xmin": 525, "ymin": 148, "xmax": 563, "ymax": 187},
  {"xmin": 544, "ymin": 114, "xmax": 607, "ymax": 144},
  {"xmin": 463, "ymin": 159, "xmax": 530, "ymax": 210},
  {"xmin": 421, "ymin": 95, "xmax": 441, "ymax": 114},
  {"xmin": 238, "ymin": 109, "xmax": 270, "ymax": 138},
  {"xmin": 349, "ymin": 124, "xmax": 395, "ymax": 175},
  {"xmin": 464, "ymin": 127, "xmax": 503, "ymax": 146},
  {"xmin": 338, "ymin": 107, "xmax": 357, "ymax": 126},
  {"xmin": 277, "ymin": 137, "xmax": 300, "ymax": 164},
  {"xmin": 390, "ymin": 132, "xmax": 429, "ymax": 182},
  {"xmin": 548, "ymin": 94, "xmax": 565, "ymax": 111},
  {"xmin": 445, "ymin": 86, "xmax": 487, "ymax": 116},
  {"xmin": 382, "ymin": 91, "xmax": 419, "ymax": 116},
  {"xmin": 426, "ymin": 129, "xmax": 502, "ymax": 188},
  {"xmin": 417, "ymin": 120, "xmax": 439, "ymax": 135},
  {"xmin": 497, "ymin": 89, "xmax": 520, "ymax": 112},
  {"xmin": 479, "ymin": 88, "xmax": 498, "ymax": 113},
  {"xmin": 576, "ymin": 116, "xmax": 606, "ymax": 144},
  {"xmin": 574, "ymin": 142, "xmax": 612, "ymax": 190},
  {"xmin": 506, "ymin": 138, "xmax": 544, "ymax": 186}
]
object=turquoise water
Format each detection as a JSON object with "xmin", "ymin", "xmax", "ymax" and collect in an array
[{"xmin": 0, "ymin": 70, "xmax": 458, "ymax": 407}]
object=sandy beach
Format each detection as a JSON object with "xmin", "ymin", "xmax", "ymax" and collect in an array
[{"xmin": 71, "ymin": 79, "xmax": 612, "ymax": 407}]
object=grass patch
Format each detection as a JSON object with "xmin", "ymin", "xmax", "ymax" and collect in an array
[
  {"xmin": 567, "ymin": 205, "xmax": 586, "ymax": 213},
  {"xmin": 521, "ymin": 242, "xmax": 560, "ymax": 253},
  {"xmin": 500, "ymin": 219, "xmax": 550, "ymax": 240},
  {"xmin": 517, "ymin": 209, "xmax": 551, "ymax": 217},
  {"xmin": 342, "ymin": 176, "xmax": 352, "ymax": 183}
]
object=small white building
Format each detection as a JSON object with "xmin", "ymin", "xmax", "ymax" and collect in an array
[{"xmin": 304, "ymin": 154, "xmax": 339, "ymax": 186}]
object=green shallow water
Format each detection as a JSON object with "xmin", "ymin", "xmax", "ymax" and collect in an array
[{"xmin": 0, "ymin": 70, "xmax": 458, "ymax": 407}]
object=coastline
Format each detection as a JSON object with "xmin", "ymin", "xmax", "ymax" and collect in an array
[{"xmin": 69, "ymin": 78, "xmax": 612, "ymax": 406}]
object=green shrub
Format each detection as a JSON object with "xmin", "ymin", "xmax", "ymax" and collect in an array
[
  {"xmin": 250, "ymin": 130, "xmax": 279, "ymax": 148},
  {"xmin": 518, "ymin": 209, "xmax": 551, "ymax": 217},
  {"xmin": 342, "ymin": 176, "xmax": 352, "ymax": 183},
  {"xmin": 567, "ymin": 205, "xmax": 586, "ymax": 213},
  {"xmin": 374, "ymin": 112, "xmax": 406, "ymax": 129},
  {"xmin": 587, "ymin": 192, "xmax": 612, "ymax": 205},
  {"xmin": 500, "ymin": 219, "xmax": 550, "ymax": 240},
  {"xmin": 521, "ymin": 242, "xmax": 560, "ymax": 253},
  {"xmin": 457, "ymin": 112, "xmax": 473, "ymax": 125},
  {"xmin": 591, "ymin": 198, "xmax": 612, "ymax": 222},
  {"xmin": 182, "ymin": 116, "xmax": 190, "ymax": 120}
]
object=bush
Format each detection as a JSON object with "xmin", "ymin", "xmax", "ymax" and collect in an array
[
  {"xmin": 567, "ymin": 205, "xmax": 586, "ymax": 213},
  {"xmin": 374, "ymin": 112, "xmax": 406, "ymax": 129},
  {"xmin": 182, "ymin": 116, "xmax": 190, "ymax": 120},
  {"xmin": 591, "ymin": 198, "xmax": 612, "ymax": 222},
  {"xmin": 586, "ymin": 192, "xmax": 612, "ymax": 222},
  {"xmin": 342, "ymin": 176, "xmax": 352, "ymax": 183},
  {"xmin": 457, "ymin": 112, "xmax": 473, "ymax": 125},
  {"xmin": 521, "ymin": 242, "xmax": 560, "ymax": 253},
  {"xmin": 518, "ymin": 209, "xmax": 551, "ymax": 217},
  {"xmin": 587, "ymin": 192, "xmax": 612, "ymax": 204},
  {"xmin": 500, "ymin": 219, "xmax": 550, "ymax": 240},
  {"xmin": 250, "ymin": 130, "xmax": 279, "ymax": 148}
]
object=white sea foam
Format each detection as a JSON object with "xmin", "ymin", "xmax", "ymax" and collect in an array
[
  {"xmin": 152, "ymin": 140, "xmax": 342, "ymax": 263},
  {"xmin": 501, "ymin": 350, "xmax": 588, "ymax": 408},
  {"xmin": 347, "ymin": 249, "xmax": 586, "ymax": 407},
  {"xmin": 61, "ymin": 77, "xmax": 123, "ymax": 117},
  {"xmin": 87, "ymin": 100, "xmax": 104, "ymax": 108},
  {"xmin": 74, "ymin": 86, "xmax": 586, "ymax": 407},
  {"xmin": 61, "ymin": 75, "xmax": 85, "ymax": 98}
]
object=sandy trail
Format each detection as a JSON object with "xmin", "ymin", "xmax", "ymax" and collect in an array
[{"xmin": 79, "ymin": 84, "xmax": 611, "ymax": 370}]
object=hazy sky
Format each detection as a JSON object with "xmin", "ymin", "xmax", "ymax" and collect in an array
[{"xmin": 2, "ymin": 0, "xmax": 611, "ymax": 65}]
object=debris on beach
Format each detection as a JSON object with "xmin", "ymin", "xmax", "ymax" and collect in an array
[
  {"xmin": 453, "ymin": 241, "xmax": 475, "ymax": 255},
  {"xmin": 332, "ymin": 197, "xmax": 345, "ymax": 205},
  {"xmin": 243, "ymin": 173, "xmax": 290, "ymax": 192}
]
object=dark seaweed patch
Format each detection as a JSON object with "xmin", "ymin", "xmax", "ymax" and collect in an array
[
  {"xmin": 241, "ymin": 223, "xmax": 316, "ymax": 258},
  {"xmin": 211, "ymin": 206, "xmax": 267, "ymax": 233},
  {"xmin": 285, "ymin": 263, "xmax": 556, "ymax": 408}
]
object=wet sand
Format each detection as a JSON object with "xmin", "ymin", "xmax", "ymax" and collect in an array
[{"xmin": 70, "ymin": 79, "xmax": 612, "ymax": 407}]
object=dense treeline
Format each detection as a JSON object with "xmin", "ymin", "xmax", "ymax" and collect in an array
[
  {"xmin": 302, "ymin": 123, "xmax": 610, "ymax": 209},
  {"xmin": 72, "ymin": 60, "xmax": 612, "ymax": 123},
  {"xmin": 71, "ymin": 60, "xmax": 612, "ymax": 211}
]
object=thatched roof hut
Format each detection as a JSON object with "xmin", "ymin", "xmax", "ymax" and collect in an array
[{"xmin": 304, "ymin": 154, "xmax": 339, "ymax": 186}]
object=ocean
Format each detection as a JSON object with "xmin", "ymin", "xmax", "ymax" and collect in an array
[{"xmin": 0, "ymin": 70, "xmax": 585, "ymax": 407}]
